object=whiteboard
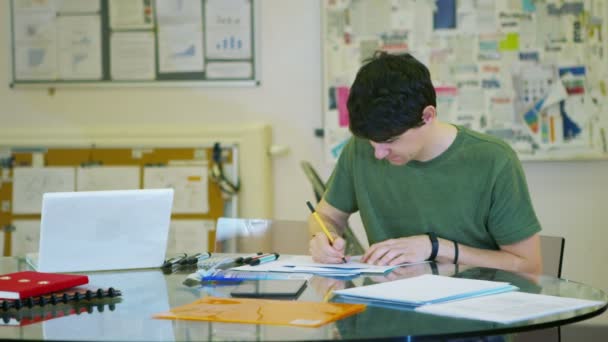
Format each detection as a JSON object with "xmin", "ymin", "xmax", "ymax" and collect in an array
[{"xmin": 321, "ymin": 0, "xmax": 608, "ymax": 161}]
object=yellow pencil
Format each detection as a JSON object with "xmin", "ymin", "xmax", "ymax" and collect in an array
[
  {"xmin": 323, "ymin": 284, "xmax": 335, "ymax": 302},
  {"xmin": 306, "ymin": 201, "xmax": 347, "ymax": 263}
]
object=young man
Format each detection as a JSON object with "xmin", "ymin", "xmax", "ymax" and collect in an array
[{"xmin": 309, "ymin": 52, "xmax": 542, "ymax": 274}]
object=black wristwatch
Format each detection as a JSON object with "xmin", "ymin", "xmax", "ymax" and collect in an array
[{"xmin": 426, "ymin": 232, "xmax": 439, "ymax": 261}]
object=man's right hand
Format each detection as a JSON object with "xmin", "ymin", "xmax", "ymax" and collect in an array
[{"xmin": 309, "ymin": 232, "xmax": 347, "ymax": 264}]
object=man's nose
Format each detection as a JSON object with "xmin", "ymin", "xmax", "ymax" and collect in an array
[{"xmin": 372, "ymin": 143, "xmax": 389, "ymax": 159}]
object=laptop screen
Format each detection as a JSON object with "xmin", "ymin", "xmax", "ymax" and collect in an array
[{"xmin": 35, "ymin": 188, "xmax": 174, "ymax": 273}]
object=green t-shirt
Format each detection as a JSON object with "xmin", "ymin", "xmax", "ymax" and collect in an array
[{"xmin": 324, "ymin": 125, "xmax": 541, "ymax": 250}]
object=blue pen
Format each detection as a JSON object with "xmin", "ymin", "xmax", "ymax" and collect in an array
[
  {"xmin": 201, "ymin": 270, "xmax": 250, "ymax": 282},
  {"xmin": 249, "ymin": 253, "xmax": 280, "ymax": 266}
]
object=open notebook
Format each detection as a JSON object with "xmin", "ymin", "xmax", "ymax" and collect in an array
[{"xmin": 27, "ymin": 189, "xmax": 173, "ymax": 273}]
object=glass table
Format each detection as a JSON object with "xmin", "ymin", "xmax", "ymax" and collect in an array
[{"xmin": 0, "ymin": 257, "xmax": 605, "ymax": 341}]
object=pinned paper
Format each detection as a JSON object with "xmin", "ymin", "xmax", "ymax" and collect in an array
[
  {"xmin": 336, "ymin": 86, "xmax": 350, "ymax": 127},
  {"xmin": 435, "ymin": 85, "xmax": 458, "ymax": 119},
  {"xmin": 522, "ymin": 0, "xmax": 536, "ymax": 12},
  {"xmin": 559, "ymin": 66, "xmax": 586, "ymax": 95},
  {"xmin": 434, "ymin": 0, "xmax": 456, "ymax": 29},
  {"xmin": 499, "ymin": 33, "xmax": 519, "ymax": 51},
  {"xmin": 522, "ymin": 82, "xmax": 568, "ymax": 138},
  {"xmin": 543, "ymin": 81, "xmax": 569, "ymax": 108}
]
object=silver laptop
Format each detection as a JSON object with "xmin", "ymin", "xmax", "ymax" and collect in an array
[{"xmin": 27, "ymin": 188, "xmax": 174, "ymax": 272}]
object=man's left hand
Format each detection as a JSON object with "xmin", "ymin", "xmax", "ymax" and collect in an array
[{"xmin": 362, "ymin": 235, "xmax": 431, "ymax": 266}]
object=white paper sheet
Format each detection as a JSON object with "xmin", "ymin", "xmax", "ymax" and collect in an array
[
  {"xmin": 10, "ymin": 220, "xmax": 41, "ymax": 257},
  {"xmin": 109, "ymin": 0, "xmax": 154, "ymax": 29},
  {"xmin": 157, "ymin": 24, "xmax": 205, "ymax": 73},
  {"xmin": 76, "ymin": 166, "xmax": 140, "ymax": 191},
  {"xmin": 155, "ymin": 0, "xmax": 204, "ymax": 73},
  {"xmin": 14, "ymin": 43, "xmax": 58, "ymax": 80},
  {"xmin": 155, "ymin": 0, "xmax": 202, "ymax": 24},
  {"xmin": 232, "ymin": 255, "xmax": 404, "ymax": 275},
  {"xmin": 13, "ymin": 9, "xmax": 58, "ymax": 80},
  {"xmin": 486, "ymin": 92, "xmax": 516, "ymax": 128},
  {"xmin": 334, "ymin": 274, "xmax": 517, "ymax": 306},
  {"xmin": 55, "ymin": 0, "xmax": 100, "ymax": 13},
  {"xmin": 57, "ymin": 15, "xmax": 102, "ymax": 79},
  {"xmin": 416, "ymin": 291, "xmax": 606, "ymax": 324},
  {"xmin": 476, "ymin": 0, "xmax": 497, "ymax": 33},
  {"xmin": 350, "ymin": 0, "xmax": 391, "ymax": 36},
  {"xmin": 12, "ymin": 167, "xmax": 75, "ymax": 214},
  {"xmin": 205, "ymin": 0, "xmax": 252, "ymax": 59},
  {"xmin": 143, "ymin": 165, "xmax": 209, "ymax": 214},
  {"xmin": 110, "ymin": 31, "xmax": 155, "ymax": 80},
  {"xmin": 206, "ymin": 61, "xmax": 252, "ymax": 79}
]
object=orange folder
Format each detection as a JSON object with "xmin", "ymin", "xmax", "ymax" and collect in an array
[{"xmin": 153, "ymin": 296, "xmax": 365, "ymax": 328}]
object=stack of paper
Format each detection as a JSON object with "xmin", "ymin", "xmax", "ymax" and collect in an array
[
  {"xmin": 333, "ymin": 274, "xmax": 518, "ymax": 306},
  {"xmin": 415, "ymin": 291, "xmax": 606, "ymax": 324},
  {"xmin": 230, "ymin": 255, "xmax": 403, "ymax": 277}
]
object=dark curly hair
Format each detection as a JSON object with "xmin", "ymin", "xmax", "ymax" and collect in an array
[{"xmin": 347, "ymin": 51, "xmax": 437, "ymax": 142}]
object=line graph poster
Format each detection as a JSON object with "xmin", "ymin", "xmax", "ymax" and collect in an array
[
  {"xmin": 156, "ymin": 0, "xmax": 204, "ymax": 73},
  {"xmin": 205, "ymin": 0, "xmax": 252, "ymax": 59},
  {"xmin": 157, "ymin": 24, "xmax": 204, "ymax": 73}
]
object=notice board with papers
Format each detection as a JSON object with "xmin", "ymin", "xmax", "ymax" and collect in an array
[
  {"xmin": 9, "ymin": 0, "xmax": 259, "ymax": 86},
  {"xmin": 0, "ymin": 144, "xmax": 238, "ymax": 257},
  {"xmin": 322, "ymin": 0, "xmax": 608, "ymax": 161}
]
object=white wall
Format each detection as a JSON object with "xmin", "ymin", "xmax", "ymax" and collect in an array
[
  {"xmin": 2, "ymin": 0, "xmax": 608, "ymax": 321},
  {"xmin": 0, "ymin": 0, "xmax": 324, "ymax": 223},
  {"xmin": 524, "ymin": 160, "xmax": 608, "ymax": 325}
]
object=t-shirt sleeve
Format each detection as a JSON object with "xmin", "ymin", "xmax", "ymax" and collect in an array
[
  {"xmin": 323, "ymin": 138, "xmax": 358, "ymax": 214},
  {"xmin": 488, "ymin": 151, "xmax": 542, "ymax": 245}
]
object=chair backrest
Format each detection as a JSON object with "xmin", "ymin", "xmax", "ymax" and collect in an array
[
  {"xmin": 300, "ymin": 161, "xmax": 365, "ymax": 255},
  {"xmin": 540, "ymin": 235, "xmax": 565, "ymax": 277},
  {"xmin": 516, "ymin": 236, "xmax": 565, "ymax": 341},
  {"xmin": 300, "ymin": 161, "xmax": 326, "ymax": 203}
]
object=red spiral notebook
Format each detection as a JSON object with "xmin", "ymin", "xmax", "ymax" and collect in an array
[{"xmin": 0, "ymin": 271, "xmax": 89, "ymax": 300}]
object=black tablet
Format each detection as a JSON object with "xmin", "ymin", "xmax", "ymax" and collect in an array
[{"xmin": 230, "ymin": 279, "xmax": 308, "ymax": 299}]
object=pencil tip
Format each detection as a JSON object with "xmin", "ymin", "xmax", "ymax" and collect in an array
[{"xmin": 306, "ymin": 201, "xmax": 315, "ymax": 212}]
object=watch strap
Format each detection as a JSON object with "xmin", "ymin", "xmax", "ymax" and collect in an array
[{"xmin": 427, "ymin": 232, "xmax": 439, "ymax": 261}]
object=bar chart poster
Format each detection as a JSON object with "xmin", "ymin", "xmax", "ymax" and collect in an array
[{"xmin": 205, "ymin": 0, "xmax": 252, "ymax": 59}]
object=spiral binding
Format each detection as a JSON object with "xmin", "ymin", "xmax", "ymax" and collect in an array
[
  {"xmin": 0, "ymin": 287, "xmax": 122, "ymax": 311},
  {"xmin": 1, "ymin": 297, "xmax": 122, "ymax": 325}
]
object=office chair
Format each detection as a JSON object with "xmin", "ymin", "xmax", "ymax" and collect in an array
[
  {"xmin": 300, "ymin": 161, "xmax": 366, "ymax": 255},
  {"xmin": 300, "ymin": 161, "xmax": 326, "ymax": 204},
  {"xmin": 514, "ymin": 235, "xmax": 565, "ymax": 342},
  {"xmin": 539, "ymin": 235, "xmax": 565, "ymax": 278}
]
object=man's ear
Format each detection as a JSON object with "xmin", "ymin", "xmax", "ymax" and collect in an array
[{"xmin": 421, "ymin": 105, "xmax": 437, "ymax": 124}]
